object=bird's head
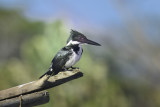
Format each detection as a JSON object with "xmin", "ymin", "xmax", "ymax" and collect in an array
[{"xmin": 67, "ymin": 29, "xmax": 101, "ymax": 46}]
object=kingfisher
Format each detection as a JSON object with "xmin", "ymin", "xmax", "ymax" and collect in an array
[{"xmin": 40, "ymin": 30, "xmax": 101, "ymax": 78}]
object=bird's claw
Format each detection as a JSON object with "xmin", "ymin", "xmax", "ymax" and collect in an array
[
  {"xmin": 61, "ymin": 67, "xmax": 79, "ymax": 72},
  {"xmin": 71, "ymin": 66, "xmax": 79, "ymax": 70}
]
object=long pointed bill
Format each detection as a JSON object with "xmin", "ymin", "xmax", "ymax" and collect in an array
[{"xmin": 85, "ymin": 39, "xmax": 101, "ymax": 46}]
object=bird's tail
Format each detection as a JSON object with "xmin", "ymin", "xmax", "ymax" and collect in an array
[{"xmin": 39, "ymin": 68, "xmax": 53, "ymax": 79}]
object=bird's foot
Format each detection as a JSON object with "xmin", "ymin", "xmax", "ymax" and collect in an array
[
  {"xmin": 71, "ymin": 66, "xmax": 79, "ymax": 70},
  {"xmin": 61, "ymin": 68, "xmax": 71, "ymax": 71},
  {"xmin": 62, "ymin": 68, "xmax": 67, "ymax": 71},
  {"xmin": 61, "ymin": 67, "xmax": 79, "ymax": 72}
]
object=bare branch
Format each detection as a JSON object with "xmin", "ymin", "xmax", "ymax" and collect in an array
[
  {"xmin": 0, "ymin": 90, "xmax": 49, "ymax": 107},
  {"xmin": 0, "ymin": 69, "xmax": 83, "ymax": 101}
]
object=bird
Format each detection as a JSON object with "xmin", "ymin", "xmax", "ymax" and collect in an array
[{"xmin": 39, "ymin": 29, "xmax": 101, "ymax": 78}]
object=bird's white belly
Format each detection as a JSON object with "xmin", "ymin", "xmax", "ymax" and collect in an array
[{"xmin": 65, "ymin": 48, "xmax": 82, "ymax": 68}]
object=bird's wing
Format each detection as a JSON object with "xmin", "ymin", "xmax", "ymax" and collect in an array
[
  {"xmin": 39, "ymin": 46, "xmax": 72, "ymax": 78},
  {"xmin": 51, "ymin": 46, "xmax": 72, "ymax": 72}
]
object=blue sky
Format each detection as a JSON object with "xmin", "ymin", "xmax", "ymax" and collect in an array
[{"xmin": 0, "ymin": 0, "xmax": 160, "ymax": 31}]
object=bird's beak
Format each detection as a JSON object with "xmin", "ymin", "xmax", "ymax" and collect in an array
[{"xmin": 84, "ymin": 38, "xmax": 101, "ymax": 46}]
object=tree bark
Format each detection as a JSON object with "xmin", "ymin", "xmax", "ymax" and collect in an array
[
  {"xmin": 0, "ymin": 90, "xmax": 49, "ymax": 107},
  {"xmin": 0, "ymin": 69, "xmax": 83, "ymax": 101}
]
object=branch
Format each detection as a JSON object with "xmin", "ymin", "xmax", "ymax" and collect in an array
[
  {"xmin": 0, "ymin": 90, "xmax": 49, "ymax": 107},
  {"xmin": 0, "ymin": 69, "xmax": 83, "ymax": 101}
]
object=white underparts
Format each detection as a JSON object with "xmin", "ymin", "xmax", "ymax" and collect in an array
[{"xmin": 65, "ymin": 45, "xmax": 83, "ymax": 68}]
